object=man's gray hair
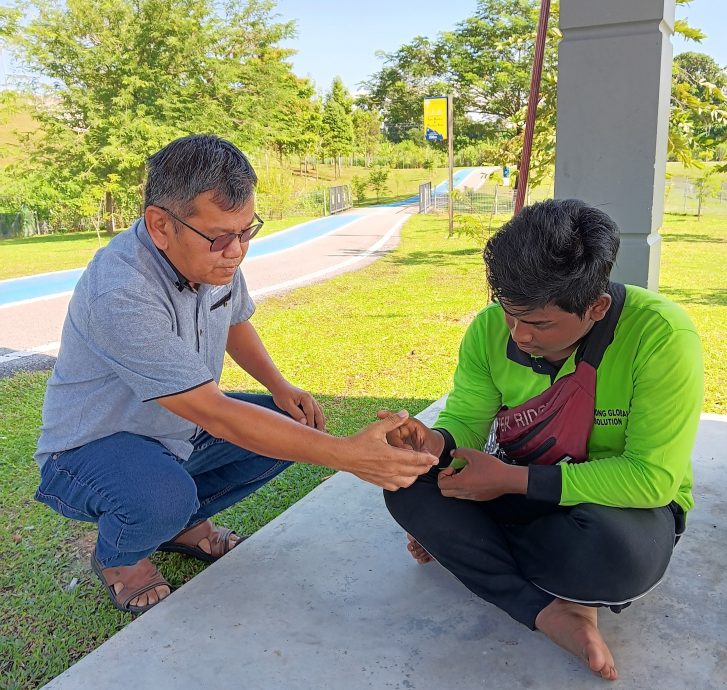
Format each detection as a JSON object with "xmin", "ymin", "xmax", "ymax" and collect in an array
[{"xmin": 144, "ymin": 134, "xmax": 257, "ymax": 216}]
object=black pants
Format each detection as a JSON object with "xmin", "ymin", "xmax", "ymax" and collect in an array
[{"xmin": 384, "ymin": 467, "xmax": 682, "ymax": 630}]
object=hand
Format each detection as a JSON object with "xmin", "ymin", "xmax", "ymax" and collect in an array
[
  {"xmin": 270, "ymin": 381, "xmax": 326, "ymax": 431},
  {"xmin": 341, "ymin": 411, "xmax": 439, "ymax": 491},
  {"xmin": 437, "ymin": 448, "xmax": 528, "ymax": 501},
  {"xmin": 376, "ymin": 409, "xmax": 445, "ymax": 457}
]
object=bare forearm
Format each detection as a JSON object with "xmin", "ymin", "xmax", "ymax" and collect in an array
[
  {"xmin": 205, "ymin": 395, "xmax": 342, "ymax": 467},
  {"xmin": 227, "ymin": 321, "xmax": 286, "ymax": 391}
]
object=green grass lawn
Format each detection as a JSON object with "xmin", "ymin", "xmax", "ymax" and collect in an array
[
  {"xmin": 0, "ymin": 216, "xmax": 314, "ymax": 281},
  {"xmin": 1, "ymin": 210, "xmax": 724, "ymax": 688}
]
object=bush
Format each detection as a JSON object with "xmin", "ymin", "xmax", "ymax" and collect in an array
[
  {"xmin": 454, "ymin": 213, "xmax": 498, "ymax": 248},
  {"xmin": 368, "ymin": 167, "xmax": 390, "ymax": 202},
  {"xmin": 351, "ymin": 175, "xmax": 369, "ymax": 204}
]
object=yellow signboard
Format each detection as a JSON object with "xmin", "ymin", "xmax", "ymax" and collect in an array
[{"xmin": 424, "ymin": 97, "xmax": 447, "ymax": 141}]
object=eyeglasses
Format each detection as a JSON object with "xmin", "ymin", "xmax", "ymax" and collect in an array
[{"xmin": 157, "ymin": 206, "xmax": 264, "ymax": 252}]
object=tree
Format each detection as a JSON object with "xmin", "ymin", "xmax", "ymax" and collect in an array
[
  {"xmin": 4, "ymin": 0, "xmax": 304, "ymax": 230},
  {"xmin": 368, "ymin": 166, "xmax": 390, "ymax": 202},
  {"xmin": 694, "ymin": 167, "xmax": 720, "ymax": 219},
  {"xmin": 352, "ymin": 107, "xmax": 382, "ymax": 166},
  {"xmin": 350, "ymin": 175, "xmax": 368, "ymax": 204},
  {"xmin": 321, "ymin": 78, "xmax": 354, "ymax": 178},
  {"xmin": 670, "ymin": 51, "xmax": 727, "ymax": 163},
  {"xmin": 361, "ymin": 0, "xmax": 722, "ymax": 183}
]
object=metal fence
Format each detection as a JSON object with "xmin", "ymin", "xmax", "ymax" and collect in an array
[
  {"xmin": 419, "ymin": 182, "xmax": 432, "ymax": 213},
  {"xmin": 255, "ymin": 189, "xmax": 327, "ymax": 220},
  {"xmin": 328, "ymin": 185, "xmax": 352, "ymax": 214},
  {"xmin": 664, "ymin": 177, "xmax": 727, "ymax": 216},
  {"xmin": 432, "ymin": 185, "xmax": 518, "ymax": 215}
]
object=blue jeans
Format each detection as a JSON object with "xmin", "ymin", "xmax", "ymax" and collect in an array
[{"xmin": 35, "ymin": 393, "xmax": 292, "ymax": 567}]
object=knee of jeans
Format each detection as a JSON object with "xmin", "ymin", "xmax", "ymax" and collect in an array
[
  {"xmin": 224, "ymin": 392, "xmax": 289, "ymax": 418},
  {"xmin": 134, "ymin": 470, "xmax": 198, "ymax": 534}
]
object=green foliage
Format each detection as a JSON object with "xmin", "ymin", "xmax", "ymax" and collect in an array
[
  {"xmin": 352, "ymin": 107, "xmax": 382, "ymax": 166},
  {"xmin": 453, "ymin": 212, "xmax": 495, "ymax": 248},
  {"xmin": 350, "ymin": 175, "xmax": 369, "ymax": 204},
  {"xmin": 670, "ymin": 52, "xmax": 727, "ymax": 165},
  {"xmin": 2, "ymin": 0, "xmax": 316, "ymax": 228},
  {"xmin": 363, "ymin": 0, "xmax": 723, "ymax": 182},
  {"xmin": 367, "ymin": 166, "xmax": 390, "ymax": 201},
  {"xmin": 694, "ymin": 167, "xmax": 721, "ymax": 218},
  {"xmin": 362, "ymin": 0, "xmax": 559, "ymax": 186},
  {"xmin": 321, "ymin": 78, "xmax": 354, "ymax": 177}
]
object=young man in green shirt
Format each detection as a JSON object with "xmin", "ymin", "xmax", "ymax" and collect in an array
[{"xmin": 382, "ymin": 199, "xmax": 703, "ymax": 681}]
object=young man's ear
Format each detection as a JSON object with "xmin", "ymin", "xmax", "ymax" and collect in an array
[
  {"xmin": 588, "ymin": 293, "xmax": 613, "ymax": 322},
  {"xmin": 144, "ymin": 206, "xmax": 172, "ymax": 251}
]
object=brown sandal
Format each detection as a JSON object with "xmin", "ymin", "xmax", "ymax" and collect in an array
[
  {"xmin": 91, "ymin": 551, "xmax": 172, "ymax": 614},
  {"xmin": 157, "ymin": 519, "xmax": 244, "ymax": 563}
]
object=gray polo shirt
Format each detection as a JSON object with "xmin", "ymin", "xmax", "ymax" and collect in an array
[{"xmin": 34, "ymin": 218, "xmax": 255, "ymax": 468}]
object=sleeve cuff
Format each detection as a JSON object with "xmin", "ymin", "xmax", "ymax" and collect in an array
[
  {"xmin": 432, "ymin": 427, "xmax": 457, "ymax": 468},
  {"xmin": 526, "ymin": 464, "xmax": 562, "ymax": 503}
]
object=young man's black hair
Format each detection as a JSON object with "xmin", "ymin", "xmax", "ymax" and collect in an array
[{"xmin": 484, "ymin": 199, "xmax": 620, "ymax": 317}]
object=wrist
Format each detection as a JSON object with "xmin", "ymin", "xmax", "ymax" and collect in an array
[
  {"xmin": 266, "ymin": 375, "xmax": 289, "ymax": 395},
  {"xmin": 429, "ymin": 429, "xmax": 446, "ymax": 458},
  {"xmin": 504, "ymin": 464, "xmax": 529, "ymax": 495}
]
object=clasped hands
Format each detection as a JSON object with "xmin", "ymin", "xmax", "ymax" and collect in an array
[{"xmin": 377, "ymin": 410, "xmax": 528, "ymax": 500}]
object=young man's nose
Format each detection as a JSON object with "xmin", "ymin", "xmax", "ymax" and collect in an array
[{"xmin": 510, "ymin": 321, "xmax": 533, "ymax": 344}]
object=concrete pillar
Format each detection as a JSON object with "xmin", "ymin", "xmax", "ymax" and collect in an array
[{"xmin": 554, "ymin": 0, "xmax": 675, "ymax": 290}]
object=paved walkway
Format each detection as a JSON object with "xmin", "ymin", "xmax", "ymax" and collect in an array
[
  {"xmin": 42, "ymin": 406, "xmax": 727, "ymax": 690},
  {"xmin": 0, "ymin": 169, "xmax": 498, "ymax": 372},
  {"xmin": 0, "ymin": 205, "xmax": 413, "ymax": 374}
]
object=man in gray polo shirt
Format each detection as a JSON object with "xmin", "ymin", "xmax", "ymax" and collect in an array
[{"xmin": 35, "ymin": 134, "xmax": 438, "ymax": 615}]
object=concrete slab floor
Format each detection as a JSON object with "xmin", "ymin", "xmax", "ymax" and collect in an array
[{"xmin": 43, "ymin": 406, "xmax": 727, "ymax": 690}]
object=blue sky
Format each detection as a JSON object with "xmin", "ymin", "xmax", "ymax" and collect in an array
[
  {"xmin": 277, "ymin": 0, "xmax": 727, "ymax": 94},
  {"xmin": 1, "ymin": 0, "xmax": 725, "ymax": 92}
]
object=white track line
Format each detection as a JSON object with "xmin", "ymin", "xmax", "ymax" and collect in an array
[
  {"xmin": 250, "ymin": 215, "xmax": 408, "ymax": 298},
  {"xmin": 0, "ymin": 213, "xmax": 383, "ymax": 309},
  {"xmin": 0, "ymin": 341, "xmax": 61, "ymax": 363}
]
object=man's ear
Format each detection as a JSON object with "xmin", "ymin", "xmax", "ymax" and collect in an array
[
  {"xmin": 144, "ymin": 206, "xmax": 172, "ymax": 251},
  {"xmin": 588, "ymin": 293, "xmax": 612, "ymax": 322}
]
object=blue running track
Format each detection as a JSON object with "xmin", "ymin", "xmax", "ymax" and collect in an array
[
  {"xmin": 0, "ymin": 214, "xmax": 362, "ymax": 307},
  {"xmin": 385, "ymin": 168, "xmax": 478, "ymax": 207}
]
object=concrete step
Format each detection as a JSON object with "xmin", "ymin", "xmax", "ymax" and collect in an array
[{"xmin": 43, "ymin": 404, "xmax": 727, "ymax": 690}]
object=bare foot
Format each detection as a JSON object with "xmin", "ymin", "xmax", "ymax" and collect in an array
[
  {"xmin": 535, "ymin": 599, "xmax": 618, "ymax": 681},
  {"xmin": 116, "ymin": 579, "xmax": 170, "ymax": 609},
  {"xmin": 165, "ymin": 519, "xmax": 241, "ymax": 560},
  {"xmin": 100, "ymin": 558, "xmax": 170, "ymax": 610},
  {"xmin": 406, "ymin": 533, "xmax": 434, "ymax": 564}
]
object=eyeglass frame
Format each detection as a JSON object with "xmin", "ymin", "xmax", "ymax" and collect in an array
[{"xmin": 156, "ymin": 205, "xmax": 264, "ymax": 252}]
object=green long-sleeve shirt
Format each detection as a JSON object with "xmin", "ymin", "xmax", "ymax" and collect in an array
[{"xmin": 434, "ymin": 285, "xmax": 703, "ymax": 513}]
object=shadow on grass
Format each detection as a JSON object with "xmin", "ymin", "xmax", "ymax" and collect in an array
[
  {"xmin": 661, "ymin": 233, "xmax": 727, "ymax": 244},
  {"xmin": 661, "ymin": 287, "xmax": 727, "ymax": 306},
  {"xmin": 0, "ymin": 231, "xmax": 111, "ymax": 247},
  {"xmin": 0, "ymin": 384, "xmax": 439, "ymax": 690},
  {"xmin": 389, "ymin": 248, "xmax": 482, "ymax": 266}
]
